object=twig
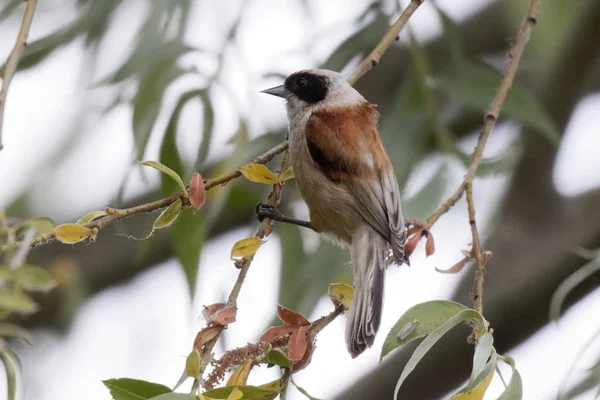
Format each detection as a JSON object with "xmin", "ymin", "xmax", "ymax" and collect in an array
[
  {"xmin": 280, "ymin": 369, "xmax": 291, "ymax": 400},
  {"xmin": 0, "ymin": 141, "xmax": 289, "ymax": 253},
  {"xmin": 425, "ymin": 0, "xmax": 539, "ymax": 231},
  {"xmin": 0, "ymin": 0, "xmax": 38, "ymax": 151},
  {"xmin": 308, "ymin": 305, "xmax": 345, "ymax": 337},
  {"xmin": 196, "ymin": 152, "xmax": 292, "ymax": 384},
  {"xmin": 425, "ymin": 0, "xmax": 540, "ymax": 315},
  {"xmin": 347, "ymin": 0, "xmax": 424, "ymax": 85},
  {"xmin": 466, "ymin": 183, "xmax": 485, "ymax": 313}
]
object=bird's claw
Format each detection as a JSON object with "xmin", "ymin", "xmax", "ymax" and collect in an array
[{"xmin": 255, "ymin": 202, "xmax": 282, "ymax": 222}]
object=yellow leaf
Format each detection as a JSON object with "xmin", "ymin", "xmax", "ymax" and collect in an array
[
  {"xmin": 152, "ymin": 199, "xmax": 182, "ymax": 230},
  {"xmin": 55, "ymin": 224, "xmax": 92, "ymax": 244},
  {"xmin": 258, "ymin": 379, "xmax": 281, "ymax": 392},
  {"xmin": 226, "ymin": 361, "xmax": 253, "ymax": 386},
  {"xmin": 279, "ymin": 167, "xmax": 295, "ymax": 181},
  {"xmin": 451, "ymin": 367, "xmax": 494, "ymax": 400},
  {"xmin": 76, "ymin": 211, "xmax": 107, "ymax": 225},
  {"xmin": 240, "ymin": 164, "xmax": 280, "ymax": 184},
  {"xmin": 185, "ymin": 349, "xmax": 200, "ymax": 378},
  {"xmin": 226, "ymin": 387, "xmax": 243, "ymax": 400},
  {"xmin": 230, "ymin": 237, "xmax": 264, "ymax": 260},
  {"xmin": 328, "ymin": 283, "xmax": 354, "ymax": 309}
]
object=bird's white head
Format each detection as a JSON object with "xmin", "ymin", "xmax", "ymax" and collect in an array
[{"xmin": 261, "ymin": 69, "xmax": 366, "ymax": 117}]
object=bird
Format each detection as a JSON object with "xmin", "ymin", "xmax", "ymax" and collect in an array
[{"xmin": 259, "ymin": 69, "xmax": 408, "ymax": 358}]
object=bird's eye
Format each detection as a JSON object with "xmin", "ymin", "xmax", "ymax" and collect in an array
[{"xmin": 296, "ymin": 77, "xmax": 308, "ymax": 87}]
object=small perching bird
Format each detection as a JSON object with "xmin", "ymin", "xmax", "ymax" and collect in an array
[{"xmin": 260, "ymin": 69, "xmax": 408, "ymax": 358}]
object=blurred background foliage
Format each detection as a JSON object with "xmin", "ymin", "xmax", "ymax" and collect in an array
[{"xmin": 1, "ymin": 0, "xmax": 600, "ymax": 399}]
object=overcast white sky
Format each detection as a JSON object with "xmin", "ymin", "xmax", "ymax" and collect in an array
[{"xmin": 1, "ymin": 0, "xmax": 600, "ymax": 399}]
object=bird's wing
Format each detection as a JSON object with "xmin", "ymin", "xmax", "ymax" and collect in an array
[{"xmin": 305, "ymin": 105, "xmax": 406, "ymax": 262}]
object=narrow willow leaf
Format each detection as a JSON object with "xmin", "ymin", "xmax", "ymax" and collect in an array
[
  {"xmin": 15, "ymin": 264, "xmax": 56, "ymax": 292},
  {"xmin": 279, "ymin": 167, "xmax": 295, "ymax": 181},
  {"xmin": 291, "ymin": 375, "xmax": 323, "ymax": 400},
  {"xmin": 469, "ymin": 333, "xmax": 494, "ymax": 386},
  {"xmin": 381, "ymin": 300, "xmax": 470, "ymax": 359},
  {"xmin": 153, "ymin": 199, "xmax": 182, "ymax": 231},
  {"xmin": 0, "ymin": 290, "xmax": 38, "ymax": 314},
  {"xmin": 55, "ymin": 224, "xmax": 92, "ymax": 244},
  {"xmin": 172, "ymin": 209, "xmax": 205, "ymax": 295},
  {"xmin": 550, "ymin": 258, "xmax": 600, "ymax": 321},
  {"xmin": 141, "ymin": 161, "xmax": 188, "ymax": 195},
  {"xmin": 451, "ymin": 365, "xmax": 495, "ymax": 399},
  {"xmin": 328, "ymin": 283, "xmax": 354, "ymax": 309},
  {"xmin": 453, "ymin": 350, "xmax": 498, "ymax": 396},
  {"xmin": 436, "ymin": 7, "xmax": 464, "ymax": 65},
  {"xmin": 202, "ymin": 385, "xmax": 278, "ymax": 400},
  {"xmin": 185, "ymin": 349, "xmax": 200, "ymax": 379},
  {"xmin": 497, "ymin": 355, "xmax": 523, "ymax": 400},
  {"xmin": 103, "ymin": 378, "xmax": 172, "ymax": 400},
  {"xmin": 21, "ymin": 217, "xmax": 56, "ymax": 234},
  {"xmin": 195, "ymin": 91, "xmax": 215, "ymax": 170},
  {"xmin": 0, "ymin": 323, "xmax": 34, "ymax": 345},
  {"xmin": 258, "ymin": 379, "xmax": 281, "ymax": 392},
  {"xmin": 76, "ymin": 211, "xmax": 107, "ymax": 225},
  {"xmin": 230, "ymin": 237, "xmax": 264, "ymax": 260},
  {"xmin": 394, "ymin": 309, "xmax": 486, "ymax": 399},
  {"xmin": 226, "ymin": 361, "xmax": 253, "ymax": 386},
  {"xmin": 148, "ymin": 395, "xmax": 195, "ymax": 400},
  {"xmin": 0, "ymin": 340, "xmax": 20, "ymax": 400},
  {"xmin": 240, "ymin": 164, "xmax": 280, "ymax": 184}
]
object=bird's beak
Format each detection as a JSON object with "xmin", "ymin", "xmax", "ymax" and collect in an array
[{"xmin": 260, "ymin": 85, "xmax": 286, "ymax": 99}]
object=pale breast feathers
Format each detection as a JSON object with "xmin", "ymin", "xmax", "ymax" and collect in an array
[{"xmin": 304, "ymin": 103, "xmax": 407, "ymax": 262}]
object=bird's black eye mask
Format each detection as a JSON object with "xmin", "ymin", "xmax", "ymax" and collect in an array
[{"xmin": 284, "ymin": 72, "xmax": 329, "ymax": 104}]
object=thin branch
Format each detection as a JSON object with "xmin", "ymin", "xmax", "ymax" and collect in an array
[
  {"xmin": 466, "ymin": 183, "xmax": 485, "ymax": 313},
  {"xmin": 424, "ymin": 0, "xmax": 540, "ymax": 231},
  {"xmin": 0, "ymin": 0, "xmax": 38, "ymax": 151},
  {"xmin": 347, "ymin": 0, "xmax": 424, "ymax": 85}
]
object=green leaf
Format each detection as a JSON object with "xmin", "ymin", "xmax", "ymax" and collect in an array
[
  {"xmin": 291, "ymin": 375, "xmax": 323, "ymax": 400},
  {"xmin": 393, "ymin": 308, "xmax": 486, "ymax": 399},
  {"xmin": 133, "ymin": 56, "xmax": 188, "ymax": 160},
  {"xmin": 201, "ymin": 385, "xmax": 278, "ymax": 400},
  {"xmin": 185, "ymin": 349, "xmax": 200, "ymax": 379},
  {"xmin": 194, "ymin": 91, "xmax": 215, "ymax": 170},
  {"xmin": 469, "ymin": 333, "xmax": 494, "ymax": 387},
  {"xmin": 20, "ymin": 217, "xmax": 56, "ymax": 234},
  {"xmin": 0, "ymin": 340, "xmax": 20, "ymax": 400},
  {"xmin": 0, "ymin": 323, "xmax": 33, "ymax": 345},
  {"xmin": 171, "ymin": 209, "xmax": 205, "ymax": 296},
  {"xmin": 263, "ymin": 347, "xmax": 291, "ymax": 369},
  {"xmin": 76, "ymin": 211, "xmax": 107, "ymax": 225},
  {"xmin": 140, "ymin": 161, "xmax": 188, "ymax": 196},
  {"xmin": 103, "ymin": 378, "xmax": 172, "ymax": 400},
  {"xmin": 550, "ymin": 258, "xmax": 600, "ymax": 321},
  {"xmin": 436, "ymin": 7, "xmax": 464, "ymax": 65},
  {"xmin": 321, "ymin": 13, "xmax": 387, "ymax": 72},
  {"xmin": 148, "ymin": 394, "xmax": 195, "ymax": 400},
  {"xmin": 230, "ymin": 237, "xmax": 264, "ymax": 260},
  {"xmin": 381, "ymin": 300, "xmax": 470, "ymax": 359},
  {"xmin": 497, "ymin": 355, "xmax": 523, "ymax": 400},
  {"xmin": 0, "ymin": 0, "xmax": 22, "ymax": 22},
  {"xmin": 152, "ymin": 199, "xmax": 183, "ymax": 231},
  {"xmin": 452, "ymin": 350, "xmax": 497, "ymax": 397},
  {"xmin": 404, "ymin": 166, "xmax": 448, "ymax": 221},
  {"xmin": 0, "ymin": 289, "xmax": 38, "ymax": 315},
  {"xmin": 15, "ymin": 264, "xmax": 56, "ymax": 292},
  {"xmin": 437, "ymin": 61, "xmax": 561, "ymax": 144}
]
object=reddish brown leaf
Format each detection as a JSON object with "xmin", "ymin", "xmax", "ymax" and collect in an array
[
  {"xmin": 425, "ymin": 231, "xmax": 435, "ymax": 257},
  {"xmin": 404, "ymin": 230, "xmax": 423, "ymax": 257},
  {"xmin": 277, "ymin": 304, "xmax": 310, "ymax": 327},
  {"xmin": 287, "ymin": 326, "xmax": 309, "ymax": 362},
  {"xmin": 214, "ymin": 304, "xmax": 237, "ymax": 326},
  {"xmin": 189, "ymin": 172, "xmax": 206, "ymax": 211},
  {"xmin": 202, "ymin": 302, "xmax": 226, "ymax": 323},
  {"xmin": 292, "ymin": 340, "xmax": 314, "ymax": 372},
  {"xmin": 435, "ymin": 256, "xmax": 469, "ymax": 274},
  {"xmin": 259, "ymin": 326, "xmax": 295, "ymax": 343},
  {"xmin": 193, "ymin": 326, "xmax": 222, "ymax": 350}
]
